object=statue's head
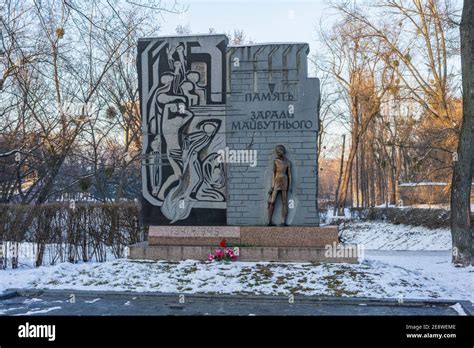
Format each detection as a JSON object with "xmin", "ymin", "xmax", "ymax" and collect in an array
[{"xmin": 275, "ymin": 144, "xmax": 286, "ymax": 158}]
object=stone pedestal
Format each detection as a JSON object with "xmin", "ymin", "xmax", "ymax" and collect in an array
[{"xmin": 129, "ymin": 225, "xmax": 360, "ymax": 263}]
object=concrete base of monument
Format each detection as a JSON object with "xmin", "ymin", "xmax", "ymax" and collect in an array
[
  {"xmin": 147, "ymin": 225, "xmax": 339, "ymax": 247},
  {"xmin": 128, "ymin": 242, "xmax": 359, "ymax": 263},
  {"xmin": 128, "ymin": 225, "xmax": 360, "ymax": 263}
]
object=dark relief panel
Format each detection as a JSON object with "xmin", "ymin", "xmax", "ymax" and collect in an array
[{"xmin": 138, "ymin": 35, "xmax": 228, "ymax": 225}]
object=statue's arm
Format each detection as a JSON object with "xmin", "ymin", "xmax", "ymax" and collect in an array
[{"xmin": 288, "ymin": 161, "xmax": 292, "ymax": 193}]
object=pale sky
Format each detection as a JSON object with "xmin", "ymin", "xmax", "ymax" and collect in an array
[{"xmin": 157, "ymin": 0, "xmax": 335, "ymax": 77}]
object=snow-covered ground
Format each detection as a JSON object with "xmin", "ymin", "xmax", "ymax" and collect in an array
[
  {"xmin": 340, "ymin": 221, "xmax": 451, "ymax": 250},
  {"xmin": 0, "ymin": 222, "xmax": 472, "ymax": 302}
]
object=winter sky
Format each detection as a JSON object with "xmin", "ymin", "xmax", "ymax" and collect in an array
[{"xmin": 157, "ymin": 0, "xmax": 334, "ymax": 77}]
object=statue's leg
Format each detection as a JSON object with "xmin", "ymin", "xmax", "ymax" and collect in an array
[
  {"xmin": 267, "ymin": 204, "xmax": 274, "ymax": 226},
  {"xmin": 281, "ymin": 190, "xmax": 288, "ymax": 226},
  {"xmin": 267, "ymin": 190, "xmax": 278, "ymax": 226}
]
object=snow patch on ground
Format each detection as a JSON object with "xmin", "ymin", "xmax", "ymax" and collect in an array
[
  {"xmin": 0, "ymin": 252, "xmax": 473, "ymax": 302},
  {"xmin": 14, "ymin": 306, "xmax": 62, "ymax": 316},
  {"xmin": 84, "ymin": 298, "xmax": 101, "ymax": 304},
  {"xmin": 450, "ymin": 303, "xmax": 467, "ymax": 316},
  {"xmin": 340, "ymin": 221, "xmax": 451, "ymax": 250}
]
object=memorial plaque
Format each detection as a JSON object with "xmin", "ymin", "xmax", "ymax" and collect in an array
[{"xmin": 137, "ymin": 36, "xmax": 320, "ymax": 227}]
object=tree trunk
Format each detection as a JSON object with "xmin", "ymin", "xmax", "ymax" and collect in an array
[
  {"xmin": 334, "ymin": 134, "xmax": 346, "ymax": 216},
  {"xmin": 355, "ymin": 146, "xmax": 360, "ymax": 208},
  {"xmin": 390, "ymin": 144, "xmax": 397, "ymax": 205},
  {"xmin": 361, "ymin": 141, "xmax": 368, "ymax": 207},
  {"xmin": 338, "ymin": 135, "xmax": 358, "ymax": 215},
  {"xmin": 451, "ymin": 0, "xmax": 473, "ymax": 266}
]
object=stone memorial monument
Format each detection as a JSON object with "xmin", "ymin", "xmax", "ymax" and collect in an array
[{"xmin": 129, "ymin": 34, "xmax": 358, "ymax": 263}]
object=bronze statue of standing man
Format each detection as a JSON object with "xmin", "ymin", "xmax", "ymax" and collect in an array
[{"xmin": 267, "ymin": 145, "xmax": 292, "ymax": 226}]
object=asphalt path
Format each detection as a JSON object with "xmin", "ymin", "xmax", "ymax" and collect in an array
[{"xmin": 1, "ymin": 289, "xmax": 471, "ymax": 316}]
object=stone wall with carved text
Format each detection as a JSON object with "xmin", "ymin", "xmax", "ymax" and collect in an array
[{"xmin": 226, "ymin": 43, "xmax": 320, "ymax": 226}]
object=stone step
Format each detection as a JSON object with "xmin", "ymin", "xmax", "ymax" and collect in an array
[
  {"xmin": 148, "ymin": 225, "xmax": 338, "ymax": 247},
  {"xmin": 129, "ymin": 242, "xmax": 359, "ymax": 263}
]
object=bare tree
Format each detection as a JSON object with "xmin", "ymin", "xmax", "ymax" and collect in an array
[
  {"xmin": 320, "ymin": 16, "xmax": 396, "ymax": 213},
  {"xmin": 317, "ymin": 1, "xmax": 463, "ymax": 213},
  {"xmin": 451, "ymin": 0, "xmax": 473, "ymax": 266},
  {"xmin": 227, "ymin": 29, "xmax": 252, "ymax": 45},
  {"xmin": 176, "ymin": 23, "xmax": 191, "ymax": 35},
  {"xmin": 0, "ymin": 0, "xmax": 180, "ymax": 204}
]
